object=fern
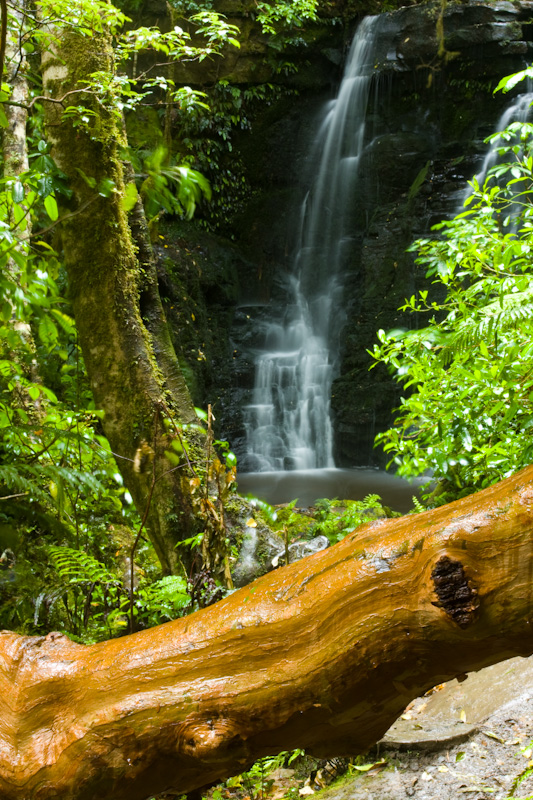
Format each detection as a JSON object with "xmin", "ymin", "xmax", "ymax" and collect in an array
[
  {"xmin": 142, "ymin": 575, "xmax": 189, "ymax": 612},
  {"xmin": 46, "ymin": 548, "xmax": 191, "ymax": 632},
  {"xmin": 0, "ymin": 464, "xmax": 50, "ymax": 505},
  {"xmin": 48, "ymin": 545, "xmax": 120, "ymax": 586},
  {"xmin": 441, "ymin": 286, "xmax": 533, "ymax": 365},
  {"xmin": 411, "ymin": 495, "xmax": 426, "ymax": 514},
  {"xmin": 41, "ymin": 465, "xmax": 104, "ymax": 496}
]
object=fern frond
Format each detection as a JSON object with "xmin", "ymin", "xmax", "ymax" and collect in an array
[
  {"xmin": 411, "ymin": 495, "xmax": 426, "ymax": 514},
  {"xmin": 144, "ymin": 575, "xmax": 189, "ymax": 610},
  {"xmin": 49, "ymin": 309, "xmax": 76, "ymax": 337},
  {"xmin": 440, "ymin": 287, "xmax": 533, "ymax": 364},
  {"xmin": 48, "ymin": 545, "xmax": 121, "ymax": 586},
  {"xmin": 0, "ymin": 465, "xmax": 50, "ymax": 505},
  {"xmin": 41, "ymin": 465, "xmax": 104, "ymax": 496}
]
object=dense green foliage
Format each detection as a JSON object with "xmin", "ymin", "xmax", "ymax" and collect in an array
[
  {"xmin": 168, "ymin": 80, "xmax": 290, "ymax": 233},
  {"xmin": 268, "ymin": 494, "xmax": 389, "ymax": 547},
  {"xmin": 0, "ymin": 0, "xmax": 234, "ymax": 638},
  {"xmin": 0, "ymin": 133, "xmax": 137, "ymax": 633},
  {"xmin": 371, "ymin": 75, "xmax": 533, "ymax": 503},
  {"xmin": 0, "ymin": 0, "xmax": 333, "ymax": 643}
]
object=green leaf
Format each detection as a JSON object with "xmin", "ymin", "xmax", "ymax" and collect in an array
[
  {"xmin": 38, "ymin": 315, "xmax": 58, "ymax": 346},
  {"xmin": 10, "ymin": 249, "xmax": 27, "ymax": 270},
  {"xmin": 351, "ymin": 759, "xmax": 387, "ymax": 772},
  {"xmin": 164, "ymin": 450, "xmax": 181, "ymax": 466},
  {"xmin": 44, "ymin": 194, "xmax": 59, "ymax": 221},
  {"xmin": 121, "ymin": 182, "xmax": 138, "ymax": 212},
  {"xmin": 495, "ymin": 67, "xmax": 533, "ymax": 94},
  {"xmin": 98, "ymin": 178, "xmax": 116, "ymax": 197},
  {"xmin": 37, "ymin": 176, "xmax": 54, "ymax": 198},
  {"xmin": 13, "ymin": 181, "xmax": 24, "ymax": 203},
  {"xmin": 12, "ymin": 203, "xmax": 26, "ymax": 226},
  {"xmin": 75, "ymin": 168, "xmax": 97, "ymax": 188}
]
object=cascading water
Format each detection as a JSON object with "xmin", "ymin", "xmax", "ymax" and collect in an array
[
  {"xmin": 242, "ymin": 16, "xmax": 381, "ymax": 472},
  {"xmin": 463, "ymin": 86, "xmax": 533, "ymax": 209}
]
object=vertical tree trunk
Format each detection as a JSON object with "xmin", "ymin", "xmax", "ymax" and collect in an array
[
  {"xmin": 2, "ymin": 0, "xmax": 44, "ymax": 402},
  {"xmin": 41, "ymin": 28, "xmax": 202, "ymax": 574},
  {"xmin": 4, "ymin": 2, "xmax": 29, "ymax": 178}
]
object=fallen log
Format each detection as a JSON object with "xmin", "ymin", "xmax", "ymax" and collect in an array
[{"xmin": 3, "ymin": 466, "xmax": 533, "ymax": 800}]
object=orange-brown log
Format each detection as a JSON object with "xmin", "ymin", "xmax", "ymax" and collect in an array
[{"xmin": 3, "ymin": 467, "xmax": 533, "ymax": 800}]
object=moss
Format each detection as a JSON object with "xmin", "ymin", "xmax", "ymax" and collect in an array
[{"xmin": 393, "ymin": 540, "xmax": 409, "ymax": 557}]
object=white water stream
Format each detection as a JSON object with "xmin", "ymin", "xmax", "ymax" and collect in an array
[
  {"xmin": 463, "ymin": 86, "xmax": 533, "ymax": 209},
  {"xmin": 242, "ymin": 16, "xmax": 381, "ymax": 472}
]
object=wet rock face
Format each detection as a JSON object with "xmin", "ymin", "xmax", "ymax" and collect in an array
[
  {"xmin": 233, "ymin": 529, "xmax": 330, "ymax": 587},
  {"xmin": 232, "ymin": 525, "xmax": 286, "ymax": 587},
  {"xmin": 377, "ymin": 0, "xmax": 532, "ymax": 68}
]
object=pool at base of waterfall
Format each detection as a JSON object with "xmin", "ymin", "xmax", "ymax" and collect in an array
[{"xmin": 236, "ymin": 467, "xmax": 428, "ymax": 514}]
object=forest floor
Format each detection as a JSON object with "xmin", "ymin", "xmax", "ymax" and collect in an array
[
  {"xmin": 323, "ymin": 655, "xmax": 533, "ymax": 800},
  {"xmin": 214, "ymin": 657, "xmax": 533, "ymax": 800}
]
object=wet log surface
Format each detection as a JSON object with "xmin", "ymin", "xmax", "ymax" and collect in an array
[{"xmin": 3, "ymin": 466, "xmax": 533, "ymax": 800}]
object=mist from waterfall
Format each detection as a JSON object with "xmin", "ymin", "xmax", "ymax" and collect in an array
[{"xmin": 242, "ymin": 16, "xmax": 381, "ymax": 472}]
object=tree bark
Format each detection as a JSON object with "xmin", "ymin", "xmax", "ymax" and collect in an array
[
  {"xmin": 2, "ymin": 1, "xmax": 45, "ymax": 408},
  {"xmin": 40, "ymin": 28, "xmax": 201, "ymax": 574},
  {"xmin": 4, "ymin": 2, "xmax": 29, "ymax": 178},
  {"xmin": 2, "ymin": 466, "xmax": 533, "ymax": 799}
]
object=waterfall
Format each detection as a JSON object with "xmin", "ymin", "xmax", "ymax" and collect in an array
[
  {"xmin": 242, "ymin": 16, "xmax": 381, "ymax": 473},
  {"xmin": 463, "ymin": 87, "xmax": 533, "ymax": 209}
]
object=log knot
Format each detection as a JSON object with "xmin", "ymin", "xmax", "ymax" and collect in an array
[
  {"xmin": 178, "ymin": 716, "xmax": 245, "ymax": 762},
  {"xmin": 431, "ymin": 555, "xmax": 479, "ymax": 629}
]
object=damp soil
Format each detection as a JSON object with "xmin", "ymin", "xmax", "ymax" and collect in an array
[
  {"xmin": 310, "ymin": 657, "xmax": 533, "ymax": 800},
  {"xmin": 320, "ymin": 709, "xmax": 533, "ymax": 800}
]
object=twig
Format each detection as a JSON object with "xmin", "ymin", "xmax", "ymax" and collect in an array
[
  {"xmin": 205, "ymin": 403, "xmax": 212, "ymax": 502},
  {"xmin": 23, "ymin": 86, "xmax": 96, "ymax": 111},
  {"xmin": 127, "ymin": 413, "xmax": 187, "ymax": 633},
  {"xmin": 129, "ymin": 413, "xmax": 159, "ymax": 634},
  {"xmin": 0, "ymin": 0, "xmax": 7, "ymax": 80},
  {"xmin": 158, "ymin": 398, "xmax": 199, "ymax": 478},
  {"xmin": 30, "ymin": 195, "xmax": 99, "ymax": 239}
]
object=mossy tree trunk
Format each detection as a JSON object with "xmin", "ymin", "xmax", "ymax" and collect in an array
[
  {"xmin": 2, "ymin": 466, "xmax": 533, "ymax": 799},
  {"xmin": 41, "ymin": 28, "xmax": 201, "ymax": 574}
]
